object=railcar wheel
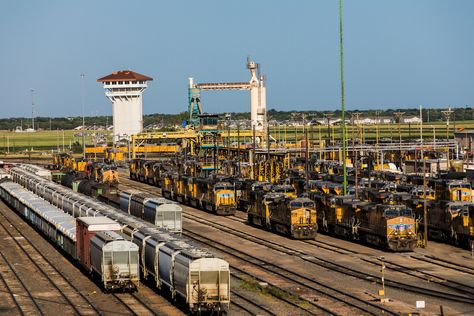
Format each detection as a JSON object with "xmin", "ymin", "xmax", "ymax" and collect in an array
[{"xmin": 453, "ymin": 231, "xmax": 459, "ymax": 246}]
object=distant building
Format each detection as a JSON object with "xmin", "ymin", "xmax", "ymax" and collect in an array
[
  {"xmin": 351, "ymin": 116, "xmax": 392, "ymax": 125},
  {"xmin": 401, "ymin": 116, "xmax": 422, "ymax": 124}
]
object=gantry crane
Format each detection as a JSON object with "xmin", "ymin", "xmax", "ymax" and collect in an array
[{"xmin": 187, "ymin": 58, "xmax": 267, "ymax": 130}]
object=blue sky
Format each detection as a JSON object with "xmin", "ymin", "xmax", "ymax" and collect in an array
[{"xmin": 1, "ymin": 1, "xmax": 473, "ymax": 118}]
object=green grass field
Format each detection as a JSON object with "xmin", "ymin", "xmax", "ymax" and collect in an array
[
  {"xmin": 0, "ymin": 129, "xmax": 111, "ymax": 153},
  {"xmin": 0, "ymin": 119, "xmax": 472, "ymax": 155},
  {"xmin": 268, "ymin": 120, "xmax": 474, "ymax": 142}
]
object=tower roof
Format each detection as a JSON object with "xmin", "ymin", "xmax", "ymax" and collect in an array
[{"xmin": 97, "ymin": 70, "xmax": 153, "ymax": 82}]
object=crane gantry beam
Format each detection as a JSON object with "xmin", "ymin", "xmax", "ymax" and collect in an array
[{"xmin": 196, "ymin": 82, "xmax": 251, "ymax": 91}]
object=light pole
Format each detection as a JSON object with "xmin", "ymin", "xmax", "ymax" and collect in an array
[
  {"xmin": 339, "ymin": 0, "xmax": 347, "ymax": 195},
  {"xmin": 81, "ymin": 73, "xmax": 86, "ymax": 159},
  {"xmin": 30, "ymin": 88, "xmax": 35, "ymax": 131}
]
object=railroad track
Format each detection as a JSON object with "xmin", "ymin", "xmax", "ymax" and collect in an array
[
  {"xmin": 113, "ymin": 292, "xmax": 157, "ymax": 316},
  {"xmin": 0, "ymin": 251, "xmax": 43, "ymax": 316},
  {"xmin": 121, "ymin": 180, "xmax": 323, "ymax": 314},
  {"xmin": 184, "ymin": 211, "xmax": 474, "ymax": 305},
  {"xmin": 230, "ymin": 272, "xmax": 323, "ymax": 316},
  {"xmin": 358, "ymin": 256, "xmax": 474, "ymax": 299},
  {"xmin": 184, "ymin": 228, "xmax": 396, "ymax": 316},
  {"xmin": 0, "ymin": 203, "xmax": 101, "ymax": 315},
  {"xmin": 230, "ymin": 289, "xmax": 278, "ymax": 316},
  {"xmin": 119, "ymin": 176, "xmax": 474, "ymax": 310},
  {"xmin": 409, "ymin": 254, "xmax": 474, "ymax": 275}
]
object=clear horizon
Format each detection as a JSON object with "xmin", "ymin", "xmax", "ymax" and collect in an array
[{"xmin": 1, "ymin": 1, "xmax": 473, "ymax": 119}]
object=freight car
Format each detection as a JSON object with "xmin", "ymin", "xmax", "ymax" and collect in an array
[
  {"xmin": 0, "ymin": 181, "xmax": 139, "ymax": 291},
  {"xmin": 248, "ymin": 190, "xmax": 317, "ymax": 239},
  {"xmin": 0, "ymin": 168, "xmax": 11, "ymax": 180},
  {"xmin": 90, "ymin": 230, "xmax": 140, "ymax": 290},
  {"xmin": 158, "ymin": 239, "xmax": 229, "ymax": 311},
  {"xmin": 17, "ymin": 163, "xmax": 52, "ymax": 180},
  {"xmin": 9, "ymin": 166, "xmax": 231, "ymax": 312},
  {"xmin": 119, "ymin": 190, "xmax": 182, "ymax": 233}
]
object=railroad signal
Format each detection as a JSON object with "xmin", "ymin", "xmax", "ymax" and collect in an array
[{"xmin": 378, "ymin": 257, "xmax": 389, "ymax": 303}]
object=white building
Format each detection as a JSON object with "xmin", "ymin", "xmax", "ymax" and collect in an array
[
  {"xmin": 97, "ymin": 70, "xmax": 153, "ymax": 142},
  {"xmin": 402, "ymin": 116, "xmax": 422, "ymax": 124}
]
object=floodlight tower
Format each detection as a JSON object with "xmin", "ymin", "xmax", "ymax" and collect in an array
[{"xmin": 97, "ymin": 70, "xmax": 153, "ymax": 142}]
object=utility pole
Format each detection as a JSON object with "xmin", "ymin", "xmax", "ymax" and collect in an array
[
  {"xmin": 352, "ymin": 112, "xmax": 361, "ymax": 198},
  {"xmin": 423, "ymin": 153, "xmax": 428, "ymax": 248},
  {"xmin": 81, "ymin": 73, "xmax": 86, "ymax": 159},
  {"xmin": 419, "ymin": 105, "xmax": 423, "ymax": 146},
  {"xmin": 394, "ymin": 111, "xmax": 405, "ymax": 170},
  {"xmin": 237, "ymin": 121, "xmax": 241, "ymax": 176},
  {"xmin": 324, "ymin": 113, "xmax": 334, "ymax": 148},
  {"xmin": 441, "ymin": 107, "xmax": 453, "ymax": 167}
]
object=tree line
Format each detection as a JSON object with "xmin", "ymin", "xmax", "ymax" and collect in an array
[{"xmin": 0, "ymin": 107, "xmax": 471, "ymax": 131}]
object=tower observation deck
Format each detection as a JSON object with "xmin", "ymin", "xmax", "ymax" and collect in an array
[{"xmin": 97, "ymin": 70, "xmax": 153, "ymax": 142}]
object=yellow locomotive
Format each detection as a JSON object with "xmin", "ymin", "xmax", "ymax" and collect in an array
[
  {"xmin": 415, "ymin": 201, "xmax": 474, "ymax": 248},
  {"xmin": 52, "ymin": 152, "xmax": 73, "ymax": 170},
  {"xmin": 248, "ymin": 191, "xmax": 317, "ymax": 239},
  {"xmin": 312, "ymin": 192, "xmax": 417, "ymax": 251},
  {"xmin": 86, "ymin": 162, "xmax": 119, "ymax": 185},
  {"xmin": 161, "ymin": 172, "xmax": 237, "ymax": 215}
]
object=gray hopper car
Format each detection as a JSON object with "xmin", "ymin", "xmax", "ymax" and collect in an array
[
  {"xmin": 131, "ymin": 227, "xmax": 179, "ymax": 286},
  {"xmin": 120, "ymin": 191, "xmax": 182, "ymax": 233},
  {"xmin": 158, "ymin": 240, "xmax": 230, "ymax": 312},
  {"xmin": 90, "ymin": 230, "xmax": 140, "ymax": 290}
]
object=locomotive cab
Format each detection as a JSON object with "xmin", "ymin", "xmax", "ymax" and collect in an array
[
  {"xmin": 289, "ymin": 198, "xmax": 318, "ymax": 239},
  {"xmin": 213, "ymin": 182, "xmax": 236, "ymax": 212},
  {"xmin": 382, "ymin": 206, "xmax": 417, "ymax": 251},
  {"xmin": 448, "ymin": 182, "xmax": 472, "ymax": 202}
]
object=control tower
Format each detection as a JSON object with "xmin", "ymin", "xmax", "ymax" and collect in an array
[{"xmin": 97, "ymin": 70, "xmax": 153, "ymax": 142}]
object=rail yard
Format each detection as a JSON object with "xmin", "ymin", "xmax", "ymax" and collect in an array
[{"xmin": 1, "ymin": 127, "xmax": 474, "ymax": 315}]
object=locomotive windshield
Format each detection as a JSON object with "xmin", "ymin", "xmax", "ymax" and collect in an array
[
  {"xmin": 303, "ymin": 201, "xmax": 315, "ymax": 208},
  {"xmin": 214, "ymin": 183, "xmax": 233, "ymax": 191},
  {"xmin": 290, "ymin": 201, "xmax": 303, "ymax": 209},
  {"xmin": 399, "ymin": 209, "xmax": 413, "ymax": 217},
  {"xmin": 383, "ymin": 209, "xmax": 399, "ymax": 218},
  {"xmin": 449, "ymin": 183, "xmax": 471, "ymax": 189},
  {"xmin": 383, "ymin": 208, "xmax": 412, "ymax": 218}
]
